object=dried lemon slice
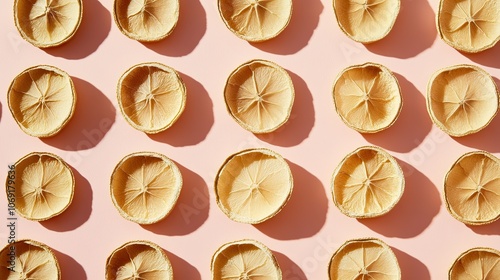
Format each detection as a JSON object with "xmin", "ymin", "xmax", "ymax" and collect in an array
[
  {"xmin": 329, "ymin": 238, "xmax": 401, "ymax": 280},
  {"xmin": 14, "ymin": 0, "xmax": 83, "ymax": 48},
  {"xmin": 9, "ymin": 152, "xmax": 74, "ymax": 221},
  {"xmin": 117, "ymin": 62, "xmax": 186, "ymax": 134},
  {"xmin": 215, "ymin": 148, "xmax": 293, "ymax": 224},
  {"xmin": 113, "ymin": 0, "xmax": 179, "ymax": 42},
  {"xmin": 437, "ymin": 0, "xmax": 500, "ymax": 53},
  {"xmin": 211, "ymin": 239, "xmax": 281, "ymax": 280},
  {"xmin": 106, "ymin": 240, "xmax": 173, "ymax": 280},
  {"xmin": 449, "ymin": 247, "xmax": 500, "ymax": 280},
  {"xmin": 333, "ymin": 0, "xmax": 400, "ymax": 43},
  {"xmin": 427, "ymin": 65, "xmax": 499, "ymax": 137},
  {"xmin": 224, "ymin": 59, "xmax": 294, "ymax": 134},
  {"xmin": 110, "ymin": 152, "xmax": 182, "ymax": 224},
  {"xmin": 8, "ymin": 65, "xmax": 77, "ymax": 138},
  {"xmin": 444, "ymin": 151, "xmax": 500, "ymax": 225},
  {"xmin": 0, "ymin": 239, "xmax": 61, "ymax": 279},
  {"xmin": 218, "ymin": 0, "xmax": 293, "ymax": 42},
  {"xmin": 332, "ymin": 146, "xmax": 404, "ymax": 218},
  {"xmin": 333, "ymin": 63, "xmax": 402, "ymax": 133}
]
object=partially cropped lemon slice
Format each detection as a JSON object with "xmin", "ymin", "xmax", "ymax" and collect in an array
[
  {"xmin": 333, "ymin": 0, "xmax": 400, "ymax": 43},
  {"xmin": 110, "ymin": 152, "xmax": 182, "ymax": 224},
  {"xmin": 224, "ymin": 59, "xmax": 295, "ymax": 134},
  {"xmin": 113, "ymin": 0, "xmax": 179, "ymax": 42},
  {"xmin": 449, "ymin": 247, "xmax": 500, "ymax": 280},
  {"xmin": 444, "ymin": 151, "xmax": 500, "ymax": 225},
  {"xmin": 10, "ymin": 152, "xmax": 74, "ymax": 221},
  {"xmin": 14, "ymin": 0, "xmax": 83, "ymax": 48},
  {"xmin": 0, "ymin": 239, "xmax": 61, "ymax": 279},
  {"xmin": 332, "ymin": 146, "xmax": 404, "ymax": 218},
  {"xmin": 329, "ymin": 238, "xmax": 401, "ymax": 280},
  {"xmin": 333, "ymin": 63, "xmax": 402, "ymax": 133},
  {"xmin": 218, "ymin": 0, "xmax": 292, "ymax": 42},
  {"xmin": 427, "ymin": 65, "xmax": 499, "ymax": 137},
  {"xmin": 211, "ymin": 239, "xmax": 282, "ymax": 280},
  {"xmin": 8, "ymin": 65, "xmax": 77, "ymax": 138},
  {"xmin": 106, "ymin": 240, "xmax": 173, "ymax": 280},
  {"xmin": 215, "ymin": 148, "xmax": 293, "ymax": 224},
  {"xmin": 117, "ymin": 62, "xmax": 186, "ymax": 134},
  {"xmin": 437, "ymin": 0, "xmax": 500, "ymax": 53}
]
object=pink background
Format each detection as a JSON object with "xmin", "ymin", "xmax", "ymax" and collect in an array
[{"xmin": 1, "ymin": 0, "xmax": 500, "ymax": 279}]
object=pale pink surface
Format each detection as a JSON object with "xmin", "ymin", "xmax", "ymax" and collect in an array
[{"xmin": 0, "ymin": 0, "xmax": 499, "ymax": 279}]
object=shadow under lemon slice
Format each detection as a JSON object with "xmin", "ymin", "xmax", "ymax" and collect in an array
[
  {"xmin": 329, "ymin": 238, "xmax": 401, "ymax": 280},
  {"xmin": 218, "ymin": 0, "xmax": 292, "ymax": 42},
  {"xmin": 110, "ymin": 152, "xmax": 183, "ymax": 224},
  {"xmin": 14, "ymin": 0, "xmax": 83, "ymax": 48},
  {"xmin": 445, "ymin": 151, "xmax": 500, "ymax": 225},
  {"xmin": 449, "ymin": 247, "xmax": 500, "ymax": 280},
  {"xmin": 113, "ymin": 0, "xmax": 179, "ymax": 42},
  {"xmin": 333, "ymin": 0, "xmax": 400, "ymax": 43},
  {"xmin": 332, "ymin": 146, "xmax": 404, "ymax": 218},
  {"xmin": 211, "ymin": 239, "xmax": 281, "ymax": 280},
  {"xmin": 117, "ymin": 62, "xmax": 186, "ymax": 134},
  {"xmin": 427, "ymin": 64, "xmax": 499, "ymax": 137},
  {"xmin": 106, "ymin": 240, "xmax": 173, "ymax": 280},
  {"xmin": 224, "ymin": 59, "xmax": 294, "ymax": 134},
  {"xmin": 10, "ymin": 152, "xmax": 74, "ymax": 221},
  {"xmin": 0, "ymin": 239, "xmax": 61, "ymax": 279},
  {"xmin": 8, "ymin": 65, "xmax": 77, "ymax": 138},
  {"xmin": 333, "ymin": 63, "xmax": 402, "ymax": 133},
  {"xmin": 437, "ymin": 0, "xmax": 500, "ymax": 53},
  {"xmin": 215, "ymin": 148, "xmax": 293, "ymax": 224}
]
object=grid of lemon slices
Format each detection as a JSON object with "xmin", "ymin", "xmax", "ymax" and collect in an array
[{"xmin": 3, "ymin": 0, "xmax": 500, "ymax": 279}]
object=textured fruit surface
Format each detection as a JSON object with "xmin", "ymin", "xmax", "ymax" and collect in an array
[
  {"xmin": 218, "ymin": 0, "xmax": 292, "ymax": 42},
  {"xmin": 106, "ymin": 241, "xmax": 173, "ymax": 280},
  {"xmin": 333, "ymin": 63, "xmax": 402, "ymax": 133},
  {"xmin": 111, "ymin": 152, "xmax": 182, "ymax": 224},
  {"xmin": 427, "ymin": 65, "xmax": 498, "ymax": 137},
  {"xmin": 445, "ymin": 151, "xmax": 500, "ymax": 225},
  {"xmin": 0, "ymin": 239, "xmax": 60, "ymax": 279},
  {"xmin": 334, "ymin": 0, "xmax": 400, "ymax": 43},
  {"xmin": 438, "ymin": 0, "xmax": 500, "ymax": 52},
  {"xmin": 333, "ymin": 146, "xmax": 404, "ymax": 218},
  {"xmin": 449, "ymin": 248, "xmax": 500, "ymax": 280},
  {"xmin": 215, "ymin": 148, "xmax": 293, "ymax": 224},
  {"xmin": 329, "ymin": 238, "xmax": 400, "ymax": 280},
  {"xmin": 212, "ymin": 239, "xmax": 281, "ymax": 280},
  {"xmin": 114, "ymin": 0, "xmax": 179, "ymax": 41},
  {"xmin": 14, "ymin": 0, "xmax": 82, "ymax": 47},
  {"xmin": 224, "ymin": 60, "xmax": 294, "ymax": 133},
  {"xmin": 8, "ymin": 65, "xmax": 76, "ymax": 137},
  {"xmin": 118, "ymin": 63, "xmax": 186, "ymax": 134}
]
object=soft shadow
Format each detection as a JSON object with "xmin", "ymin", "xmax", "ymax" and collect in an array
[
  {"xmin": 40, "ymin": 166, "xmax": 92, "ymax": 231},
  {"xmin": 391, "ymin": 247, "xmax": 431, "ymax": 280},
  {"xmin": 463, "ymin": 42, "xmax": 500, "ymax": 68},
  {"xmin": 52, "ymin": 248, "xmax": 87, "ymax": 280},
  {"xmin": 365, "ymin": 0, "xmax": 436, "ymax": 58},
  {"xmin": 142, "ymin": 0, "xmax": 206, "ymax": 56},
  {"xmin": 363, "ymin": 73, "xmax": 432, "ymax": 152},
  {"xmin": 44, "ymin": 0, "xmax": 111, "ymax": 59},
  {"xmin": 250, "ymin": 0, "xmax": 323, "ymax": 54},
  {"xmin": 148, "ymin": 73, "xmax": 214, "ymax": 147},
  {"xmin": 452, "ymin": 77, "xmax": 500, "ymax": 152},
  {"xmin": 257, "ymin": 71, "xmax": 314, "ymax": 146},
  {"xmin": 141, "ymin": 162, "xmax": 209, "ymax": 235},
  {"xmin": 255, "ymin": 161, "xmax": 328, "ymax": 240},
  {"xmin": 41, "ymin": 77, "xmax": 116, "ymax": 150},
  {"xmin": 272, "ymin": 251, "xmax": 307, "ymax": 280},
  {"xmin": 467, "ymin": 221, "xmax": 500, "ymax": 235},
  {"xmin": 165, "ymin": 251, "xmax": 201, "ymax": 280},
  {"xmin": 359, "ymin": 158, "xmax": 441, "ymax": 238}
]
